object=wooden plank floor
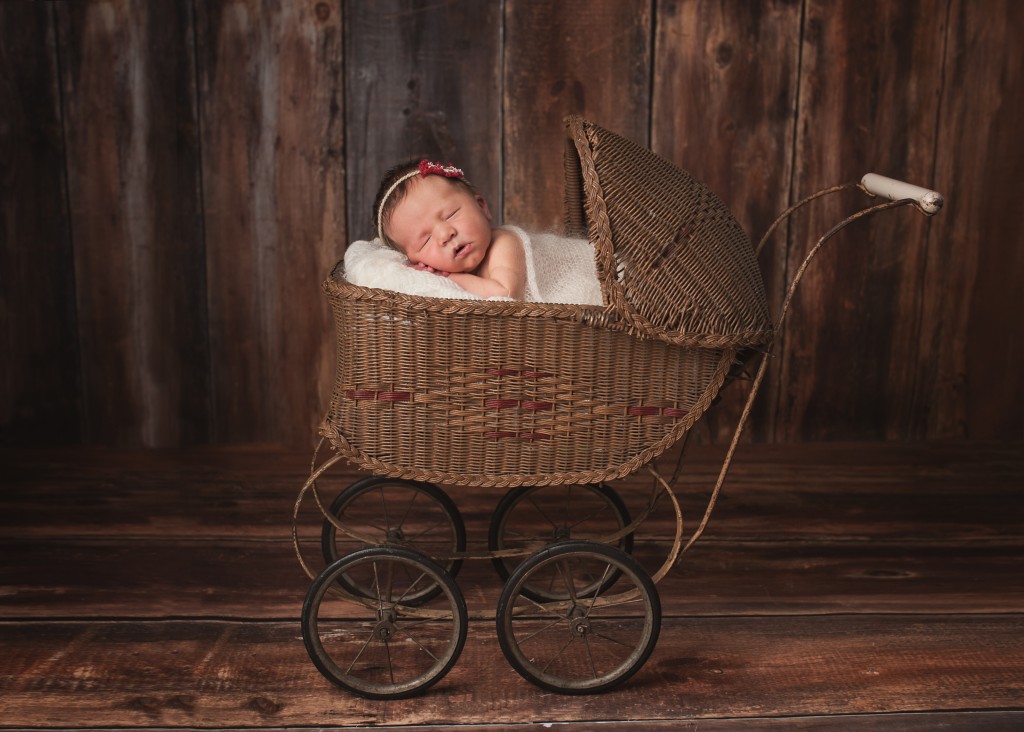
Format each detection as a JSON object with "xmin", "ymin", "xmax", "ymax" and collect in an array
[{"xmin": 1, "ymin": 441, "xmax": 1022, "ymax": 730}]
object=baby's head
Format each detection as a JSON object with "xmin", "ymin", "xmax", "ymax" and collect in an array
[{"xmin": 373, "ymin": 160, "xmax": 494, "ymax": 274}]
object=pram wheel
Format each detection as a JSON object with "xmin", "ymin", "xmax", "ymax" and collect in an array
[
  {"xmin": 302, "ymin": 545, "xmax": 468, "ymax": 699},
  {"xmin": 495, "ymin": 540, "xmax": 660, "ymax": 695},
  {"xmin": 321, "ymin": 477, "xmax": 466, "ymax": 605},
  {"xmin": 488, "ymin": 483, "xmax": 634, "ymax": 601}
]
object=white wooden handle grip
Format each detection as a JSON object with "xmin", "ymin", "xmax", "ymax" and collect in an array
[{"xmin": 861, "ymin": 173, "xmax": 944, "ymax": 215}]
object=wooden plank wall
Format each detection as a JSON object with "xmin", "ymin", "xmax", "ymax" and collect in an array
[{"xmin": 2, "ymin": 0, "xmax": 1022, "ymax": 448}]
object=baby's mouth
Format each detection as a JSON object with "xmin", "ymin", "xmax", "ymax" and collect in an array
[{"xmin": 453, "ymin": 242, "xmax": 470, "ymax": 258}]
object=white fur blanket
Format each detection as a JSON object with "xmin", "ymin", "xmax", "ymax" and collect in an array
[{"xmin": 342, "ymin": 225, "xmax": 603, "ymax": 305}]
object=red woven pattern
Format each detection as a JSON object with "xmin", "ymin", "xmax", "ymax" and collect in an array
[{"xmin": 320, "ymin": 278, "xmax": 731, "ymax": 487}]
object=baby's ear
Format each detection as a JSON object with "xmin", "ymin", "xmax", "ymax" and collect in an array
[{"xmin": 475, "ymin": 194, "xmax": 493, "ymax": 221}]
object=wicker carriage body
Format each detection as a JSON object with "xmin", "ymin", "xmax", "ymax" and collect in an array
[{"xmin": 320, "ymin": 117, "xmax": 772, "ymax": 488}]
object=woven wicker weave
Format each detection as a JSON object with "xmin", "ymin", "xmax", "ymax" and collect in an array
[
  {"xmin": 564, "ymin": 116, "xmax": 771, "ymax": 348},
  {"xmin": 320, "ymin": 117, "xmax": 772, "ymax": 487}
]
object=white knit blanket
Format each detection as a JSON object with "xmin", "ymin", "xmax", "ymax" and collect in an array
[{"xmin": 342, "ymin": 225, "xmax": 603, "ymax": 305}]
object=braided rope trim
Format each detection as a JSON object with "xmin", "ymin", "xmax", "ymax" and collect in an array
[{"xmin": 323, "ymin": 275, "xmax": 773, "ymax": 349}]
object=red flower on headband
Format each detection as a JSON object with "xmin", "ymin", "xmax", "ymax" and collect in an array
[{"xmin": 419, "ymin": 160, "xmax": 464, "ymax": 178}]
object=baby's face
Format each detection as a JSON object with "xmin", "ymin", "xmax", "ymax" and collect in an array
[{"xmin": 386, "ymin": 175, "xmax": 493, "ymax": 273}]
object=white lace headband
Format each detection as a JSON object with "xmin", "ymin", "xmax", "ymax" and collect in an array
[{"xmin": 376, "ymin": 160, "xmax": 465, "ymax": 244}]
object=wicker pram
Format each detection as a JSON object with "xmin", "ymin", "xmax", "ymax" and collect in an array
[
  {"xmin": 293, "ymin": 116, "xmax": 943, "ymax": 699},
  {"xmin": 318, "ymin": 116, "xmax": 772, "ymax": 487}
]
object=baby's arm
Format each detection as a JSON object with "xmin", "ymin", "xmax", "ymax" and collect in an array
[{"xmin": 448, "ymin": 229, "xmax": 527, "ymax": 299}]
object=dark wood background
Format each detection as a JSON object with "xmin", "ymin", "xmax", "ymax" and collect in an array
[{"xmin": 2, "ymin": 0, "xmax": 1022, "ymax": 448}]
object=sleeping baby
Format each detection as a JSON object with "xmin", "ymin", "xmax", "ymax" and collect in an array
[
  {"xmin": 374, "ymin": 160, "xmax": 527, "ymax": 300},
  {"xmin": 346, "ymin": 159, "xmax": 602, "ymax": 306}
]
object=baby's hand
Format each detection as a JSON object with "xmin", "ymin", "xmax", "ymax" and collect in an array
[{"xmin": 405, "ymin": 261, "xmax": 451, "ymax": 277}]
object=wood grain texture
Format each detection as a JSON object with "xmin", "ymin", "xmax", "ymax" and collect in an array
[
  {"xmin": 1, "ymin": 442, "xmax": 1021, "ymax": 727},
  {"xmin": 0, "ymin": 714, "xmax": 1015, "ymax": 732},
  {"xmin": 1, "ymin": 616, "xmax": 1021, "ymax": 727},
  {"xmin": 651, "ymin": 0, "xmax": 803, "ymax": 444},
  {"xmin": 4, "ymin": 441, "xmax": 1021, "ymax": 543},
  {"xmin": 503, "ymin": 0, "xmax": 653, "ymax": 229},
  {"xmin": 2, "ymin": 537, "xmax": 1021, "ymax": 619},
  {"xmin": 196, "ymin": 0, "xmax": 345, "ymax": 446},
  {"xmin": 2, "ymin": 0, "xmax": 1023, "ymax": 450},
  {"xmin": 921, "ymin": 0, "xmax": 1024, "ymax": 440},
  {"xmin": 776, "ymin": 0, "xmax": 948, "ymax": 442},
  {"xmin": 2, "ymin": 442, "xmax": 1020, "ymax": 620},
  {"xmin": 343, "ymin": 0, "xmax": 501, "ymax": 241},
  {"xmin": 54, "ymin": 0, "xmax": 210, "ymax": 446},
  {"xmin": 0, "ymin": 3, "xmax": 80, "ymax": 443}
]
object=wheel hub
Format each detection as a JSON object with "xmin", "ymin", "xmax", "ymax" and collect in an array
[
  {"xmin": 568, "ymin": 605, "xmax": 590, "ymax": 637},
  {"xmin": 374, "ymin": 607, "xmax": 397, "ymax": 640}
]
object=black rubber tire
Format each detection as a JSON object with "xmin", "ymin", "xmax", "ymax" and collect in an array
[
  {"xmin": 302, "ymin": 545, "xmax": 468, "ymax": 699},
  {"xmin": 495, "ymin": 540, "xmax": 660, "ymax": 695},
  {"xmin": 488, "ymin": 483, "xmax": 634, "ymax": 601},
  {"xmin": 320, "ymin": 476, "xmax": 466, "ymax": 605}
]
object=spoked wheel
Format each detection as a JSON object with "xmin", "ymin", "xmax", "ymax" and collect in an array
[
  {"xmin": 321, "ymin": 477, "xmax": 466, "ymax": 605},
  {"xmin": 302, "ymin": 546, "xmax": 468, "ymax": 699},
  {"xmin": 496, "ymin": 541, "xmax": 660, "ymax": 695},
  {"xmin": 488, "ymin": 483, "xmax": 634, "ymax": 601}
]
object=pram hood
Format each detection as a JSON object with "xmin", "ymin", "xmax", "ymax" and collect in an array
[{"xmin": 564, "ymin": 116, "xmax": 773, "ymax": 349}]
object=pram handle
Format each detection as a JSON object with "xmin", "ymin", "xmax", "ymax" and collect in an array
[
  {"xmin": 691, "ymin": 176, "xmax": 946, "ymax": 558},
  {"xmin": 861, "ymin": 173, "xmax": 944, "ymax": 215}
]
